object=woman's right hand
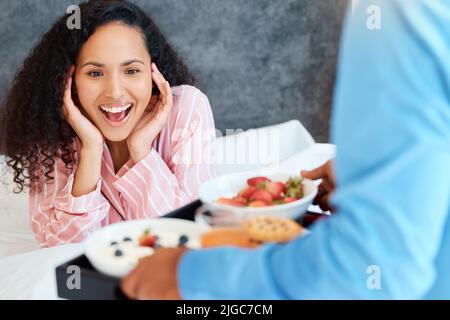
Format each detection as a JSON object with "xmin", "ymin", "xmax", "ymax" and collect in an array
[{"xmin": 63, "ymin": 65, "xmax": 104, "ymax": 151}]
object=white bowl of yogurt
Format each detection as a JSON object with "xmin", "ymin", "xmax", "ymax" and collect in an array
[{"xmin": 85, "ymin": 218, "xmax": 209, "ymax": 278}]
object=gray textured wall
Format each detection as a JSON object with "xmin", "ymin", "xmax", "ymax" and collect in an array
[{"xmin": 0, "ymin": 0, "xmax": 348, "ymax": 142}]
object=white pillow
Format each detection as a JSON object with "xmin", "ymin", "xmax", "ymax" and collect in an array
[
  {"xmin": 0, "ymin": 156, "xmax": 31, "ymax": 233},
  {"xmin": 0, "ymin": 156, "xmax": 38, "ymax": 256},
  {"xmin": 215, "ymin": 120, "xmax": 315, "ymax": 175}
]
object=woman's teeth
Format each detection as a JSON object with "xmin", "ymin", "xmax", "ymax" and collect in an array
[
  {"xmin": 100, "ymin": 103, "xmax": 132, "ymax": 113},
  {"xmin": 99, "ymin": 103, "xmax": 134, "ymax": 125}
]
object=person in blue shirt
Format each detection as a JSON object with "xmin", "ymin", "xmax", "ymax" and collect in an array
[{"xmin": 121, "ymin": 0, "xmax": 450, "ymax": 299}]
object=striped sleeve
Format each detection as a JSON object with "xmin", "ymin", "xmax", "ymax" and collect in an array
[
  {"xmin": 29, "ymin": 156, "xmax": 110, "ymax": 247},
  {"xmin": 113, "ymin": 86, "xmax": 217, "ymax": 218}
]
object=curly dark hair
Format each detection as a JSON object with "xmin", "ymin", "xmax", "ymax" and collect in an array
[{"xmin": 0, "ymin": 0, "xmax": 195, "ymax": 194}]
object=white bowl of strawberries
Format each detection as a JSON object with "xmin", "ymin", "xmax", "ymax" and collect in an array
[{"xmin": 198, "ymin": 172, "xmax": 318, "ymax": 221}]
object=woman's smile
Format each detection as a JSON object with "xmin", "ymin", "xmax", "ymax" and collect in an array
[{"xmin": 99, "ymin": 101, "xmax": 135, "ymax": 127}]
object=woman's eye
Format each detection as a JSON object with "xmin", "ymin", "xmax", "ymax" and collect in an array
[
  {"xmin": 88, "ymin": 71, "xmax": 103, "ymax": 78},
  {"xmin": 126, "ymin": 69, "xmax": 140, "ymax": 75}
]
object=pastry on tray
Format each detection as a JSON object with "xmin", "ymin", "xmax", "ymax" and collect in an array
[{"xmin": 201, "ymin": 215, "xmax": 304, "ymax": 248}]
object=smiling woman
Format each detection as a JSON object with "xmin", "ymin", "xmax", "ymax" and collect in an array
[{"xmin": 0, "ymin": 0, "xmax": 217, "ymax": 247}]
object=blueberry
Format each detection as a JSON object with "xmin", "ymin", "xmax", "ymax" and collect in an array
[
  {"xmin": 110, "ymin": 241, "xmax": 118, "ymax": 246},
  {"xmin": 204, "ymin": 211, "xmax": 213, "ymax": 217},
  {"xmin": 178, "ymin": 235, "xmax": 189, "ymax": 246},
  {"xmin": 114, "ymin": 249, "xmax": 123, "ymax": 257},
  {"xmin": 123, "ymin": 237, "xmax": 132, "ymax": 242}
]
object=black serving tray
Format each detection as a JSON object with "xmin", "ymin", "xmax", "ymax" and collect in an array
[
  {"xmin": 56, "ymin": 254, "xmax": 127, "ymax": 300},
  {"xmin": 55, "ymin": 199, "xmax": 324, "ymax": 300},
  {"xmin": 55, "ymin": 199, "xmax": 203, "ymax": 300}
]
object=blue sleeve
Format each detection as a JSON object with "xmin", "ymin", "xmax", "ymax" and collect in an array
[{"xmin": 178, "ymin": 0, "xmax": 450, "ymax": 299}]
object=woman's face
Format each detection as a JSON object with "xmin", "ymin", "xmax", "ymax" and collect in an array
[{"xmin": 75, "ymin": 22, "xmax": 153, "ymax": 142}]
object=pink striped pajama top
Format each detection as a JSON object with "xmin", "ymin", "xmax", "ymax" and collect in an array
[{"xmin": 29, "ymin": 85, "xmax": 217, "ymax": 247}]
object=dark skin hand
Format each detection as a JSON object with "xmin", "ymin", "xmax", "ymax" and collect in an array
[
  {"xmin": 301, "ymin": 160, "xmax": 336, "ymax": 213},
  {"xmin": 120, "ymin": 247, "xmax": 188, "ymax": 300}
]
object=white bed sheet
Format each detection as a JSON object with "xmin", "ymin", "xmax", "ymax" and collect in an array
[
  {"xmin": 0, "ymin": 232, "xmax": 39, "ymax": 257},
  {"xmin": 0, "ymin": 244, "xmax": 83, "ymax": 299}
]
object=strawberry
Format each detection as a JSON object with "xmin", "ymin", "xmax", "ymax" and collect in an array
[
  {"xmin": 248, "ymin": 200, "xmax": 269, "ymax": 207},
  {"xmin": 249, "ymin": 189, "xmax": 273, "ymax": 204},
  {"xmin": 139, "ymin": 234, "xmax": 157, "ymax": 247},
  {"xmin": 265, "ymin": 182, "xmax": 285, "ymax": 200},
  {"xmin": 238, "ymin": 186, "xmax": 257, "ymax": 199},
  {"xmin": 216, "ymin": 197, "xmax": 246, "ymax": 207},
  {"xmin": 232, "ymin": 197, "xmax": 248, "ymax": 206},
  {"xmin": 247, "ymin": 177, "xmax": 271, "ymax": 188},
  {"xmin": 283, "ymin": 197, "xmax": 299, "ymax": 204}
]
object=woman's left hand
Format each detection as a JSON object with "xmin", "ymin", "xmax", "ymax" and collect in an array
[{"xmin": 127, "ymin": 63, "xmax": 173, "ymax": 163}]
